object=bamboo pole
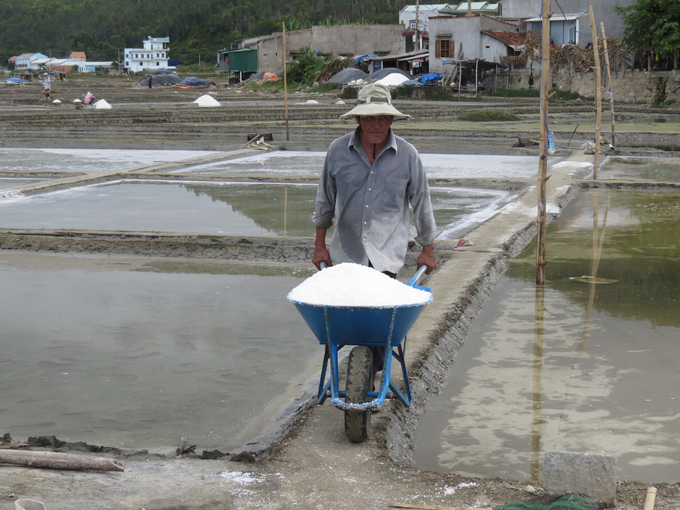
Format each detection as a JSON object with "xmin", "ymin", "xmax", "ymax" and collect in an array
[
  {"xmin": 588, "ymin": 4, "xmax": 602, "ymax": 179},
  {"xmin": 536, "ymin": 0, "xmax": 551, "ymax": 287},
  {"xmin": 283, "ymin": 22, "xmax": 290, "ymax": 141},
  {"xmin": 0, "ymin": 450, "xmax": 124, "ymax": 471},
  {"xmin": 600, "ymin": 22, "xmax": 616, "ymax": 148}
]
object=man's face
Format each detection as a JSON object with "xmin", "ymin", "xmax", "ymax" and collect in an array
[{"xmin": 356, "ymin": 115, "xmax": 394, "ymax": 144}]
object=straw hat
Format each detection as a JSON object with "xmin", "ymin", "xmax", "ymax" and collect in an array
[
  {"xmin": 43, "ymin": 73, "xmax": 48, "ymax": 76},
  {"xmin": 340, "ymin": 83, "xmax": 409, "ymax": 120}
]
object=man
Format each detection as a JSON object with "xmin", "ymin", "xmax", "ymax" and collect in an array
[
  {"xmin": 312, "ymin": 82, "xmax": 438, "ymax": 278},
  {"xmin": 43, "ymin": 73, "xmax": 52, "ymax": 102}
]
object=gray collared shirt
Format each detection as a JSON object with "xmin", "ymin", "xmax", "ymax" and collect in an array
[{"xmin": 312, "ymin": 127, "xmax": 439, "ymax": 274}]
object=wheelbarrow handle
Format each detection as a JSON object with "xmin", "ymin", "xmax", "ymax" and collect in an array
[
  {"xmin": 319, "ymin": 261, "xmax": 328, "ymax": 270},
  {"xmin": 407, "ymin": 265, "xmax": 428, "ymax": 287}
]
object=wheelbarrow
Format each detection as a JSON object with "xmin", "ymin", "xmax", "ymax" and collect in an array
[{"xmin": 289, "ymin": 264, "xmax": 432, "ymax": 442}]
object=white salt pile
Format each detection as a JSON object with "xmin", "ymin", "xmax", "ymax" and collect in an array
[
  {"xmin": 94, "ymin": 99, "xmax": 112, "ymax": 109},
  {"xmin": 287, "ymin": 263, "xmax": 431, "ymax": 308},
  {"xmin": 375, "ymin": 73, "xmax": 410, "ymax": 86},
  {"xmin": 194, "ymin": 94, "xmax": 221, "ymax": 107}
]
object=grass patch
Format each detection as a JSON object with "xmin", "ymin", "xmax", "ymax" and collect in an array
[
  {"xmin": 487, "ymin": 88, "xmax": 586, "ymax": 101},
  {"xmin": 309, "ymin": 82, "xmax": 342, "ymax": 93},
  {"xmin": 242, "ymin": 80, "xmax": 288, "ymax": 92},
  {"xmin": 458, "ymin": 110, "xmax": 519, "ymax": 122},
  {"xmin": 488, "ymin": 88, "xmax": 540, "ymax": 98}
]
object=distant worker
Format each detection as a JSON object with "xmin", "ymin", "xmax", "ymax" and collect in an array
[
  {"xmin": 43, "ymin": 73, "xmax": 53, "ymax": 102},
  {"xmin": 148, "ymin": 74, "xmax": 153, "ymax": 89}
]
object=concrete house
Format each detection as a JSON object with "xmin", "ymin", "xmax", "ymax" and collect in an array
[
  {"xmin": 241, "ymin": 25, "xmax": 404, "ymax": 75},
  {"xmin": 498, "ymin": 0, "xmax": 634, "ymax": 46},
  {"xmin": 15, "ymin": 53, "xmax": 48, "ymax": 70},
  {"xmin": 124, "ymin": 36, "xmax": 171, "ymax": 73},
  {"xmin": 428, "ymin": 14, "xmax": 521, "ymax": 73},
  {"xmin": 69, "ymin": 52, "xmax": 87, "ymax": 62}
]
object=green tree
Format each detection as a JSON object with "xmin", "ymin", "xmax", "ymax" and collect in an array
[{"xmin": 615, "ymin": 0, "xmax": 680, "ymax": 70}]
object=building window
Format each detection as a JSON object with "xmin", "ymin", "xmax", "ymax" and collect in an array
[
  {"xmin": 156, "ymin": 62, "xmax": 160, "ymax": 66},
  {"xmin": 435, "ymin": 39, "xmax": 452, "ymax": 58},
  {"xmin": 410, "ymin": 19, "xmax": 417, "ymax": 29}
]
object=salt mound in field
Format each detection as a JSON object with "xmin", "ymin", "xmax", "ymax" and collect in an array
[
  {"xmin": 194, "ymin": 94, "xmax": 221, "ymax": 107},
  {"xmin": 375, "ymin": 73, "xmax": 411, "ymax": 86},
  {"xmin": 94, "ymin": 99, "xmax": 112, "ymax": 109},
  {"xmin": 287, "ymin": 263, "xmax": 431, "ymax": 308}
]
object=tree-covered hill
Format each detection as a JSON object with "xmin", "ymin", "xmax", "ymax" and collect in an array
[{"xmin": 0, "ymin": 0, "xmax": 407, "ymax": 66}]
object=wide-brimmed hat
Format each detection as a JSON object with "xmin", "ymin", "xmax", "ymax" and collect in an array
[
  {"xmin": 340, "ymin": 83, "xmax": 410, "ymax": 120},
  {"xmin": 43, "ymin": 73, "xmax": 48, "ymax": 76}
]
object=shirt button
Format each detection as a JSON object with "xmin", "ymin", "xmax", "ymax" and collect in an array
[
  {"xmin": 368, "ymin": 188, "xmax": 372, "ymax": 191},
  {"xmin": 365, "ymin": 204, "xmax": 369, "ymax": 208},
  {"xmin": 364, "ymin": 221, "xmax": 367, "ymax": 225}
]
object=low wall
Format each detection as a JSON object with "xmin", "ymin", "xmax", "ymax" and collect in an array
[{"xmin": 497, "ymin": 68, "xmax": 680, "ymax": 104}]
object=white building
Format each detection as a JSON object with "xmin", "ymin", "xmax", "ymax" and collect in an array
[
  {"xmin": 124, "ymin": 36, "xmax": 170, "ymax": 73},
  {"xmin": 15, "ymin": 52, "xmax": 47, "ymax": 70}
]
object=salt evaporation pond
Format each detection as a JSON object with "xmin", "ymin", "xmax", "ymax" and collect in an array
[
  {"xmin": 0, "ymin": 178, "xmax": 41, "ymax": 190},
  {"xmin": 173, "ymin": 151, "xmax": 542, "ymax": 179},
  {"xmin": 0, "ymin": 253, "xmax": 317, "ymax": 451},
  {"xmin": 599, "ymin": 155, "xmax": 680, "ymax": 183},
  {"xmin": 413, "ymin": 188, "xmax": 680, "ymax": 483},
  {"xmin": 0, "ymin": 148, "xmax": 220, "ymax": 173},
  {"xmin": 0, "ymin": 180, "xmax": 516, "ymax": 239}
]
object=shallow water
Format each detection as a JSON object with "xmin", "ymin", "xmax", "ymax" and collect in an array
[
  {"xmin": 0, "ymin": 148, "xmax": 219, "ymax": 173},
  {"xmin": 414, "ymin": 189, "xmax": 680, "ymax": 483},
  {"xmin": 0, "ymin": 178, "xmax": 41, "ymax": 190},
  {"xmin": 0, "ymin": 254, "xmax": 318, "ymax": 450},
  {"xmin": 0, "ymin": 180, "xmax": 515, "ymax": 239},
  {"xmin": 174, "ymin": 151, "xmax": 542, "ymax": 179},
  {"xmin": 600, "ymin": 156, "xmax": 680, "ymax": 182}
]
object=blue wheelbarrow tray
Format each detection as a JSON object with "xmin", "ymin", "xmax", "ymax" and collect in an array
[{"xmin": 290, "ymin": 282, "xmax": 432, "ymax": 412}]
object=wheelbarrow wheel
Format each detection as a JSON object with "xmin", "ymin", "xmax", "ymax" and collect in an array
[{"xmin": 344, "ymin": 345, "xmax": 374, "ymax": 443}]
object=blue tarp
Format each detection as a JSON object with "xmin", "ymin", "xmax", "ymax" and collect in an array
[
  {"xmin": 4, "ymin": 77, "xmax": 29, "ymax": 84},
  {"xmin": 420, "ymin": 73, "xmax": 442, "ymax": 85},
  {"xmin": 178, "ymin": 76, "xmax": 212, "ymax": 86},
  {"xmin": 354, "ymin": 54, "xmax": 378, "ymax": 66}
]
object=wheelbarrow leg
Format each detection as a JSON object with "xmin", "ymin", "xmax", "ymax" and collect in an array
[{"xmin": 344, "ymin": 346, "xmax": 374, "ymax": 443}]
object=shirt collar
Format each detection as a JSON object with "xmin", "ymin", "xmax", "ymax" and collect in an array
[{"xmin": 348, "ymin": 127, "xmax": 398, "ymax": 155}]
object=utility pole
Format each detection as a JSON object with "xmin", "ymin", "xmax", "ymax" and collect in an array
[
  {"xmin": 283, "ymin": 23, "xmax": 290, "ymax": 141},
  {"xmin": 589, "ymin": 3, "xmax": 602, "ymax": 179},
  {"xmin": 536, "ymin": 0, "xmax": 551, "ymax": 287},
  {"xmin": 415, "ymin": 0, "xmax": 420, "ymax": 50},
  {"xmin": 600, "ymin": 22, "xmax": 616, "ymax": 148}
]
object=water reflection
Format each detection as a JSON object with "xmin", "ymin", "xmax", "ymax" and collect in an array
[
  {"xmin": 414, "ymin": 189, "xmax": 680, "ymax": 483},
  {"xmin": 174, "ymin": 151, "xmax": 541, "ymax": 179},
  {"xmin": 0, "ymin": 254, "xmax": 316, "ymax": 450},
  {"xmin": 0, "ymin": 181, "xmax": 516, "ymax": 240},
  {"xmin": 0, "ymin": 148, "xmax": 219, "ymax": 173},
  {"xmin": 600, "ymin": 156, "xmax": 680, "ymax": 183}
]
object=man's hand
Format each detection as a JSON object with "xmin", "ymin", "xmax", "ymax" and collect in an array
[
  {"xmin": 417, "ymin": 244, "xmax": 436, "ymax": 274},
  {"xmin": 313, "ymin": 227, "xmax": 332, "ymax": 270}
]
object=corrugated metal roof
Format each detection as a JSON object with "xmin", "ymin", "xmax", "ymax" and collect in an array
[{"xmin": 524, "ymin": 13, "xmax": 586, "ymax": 22}]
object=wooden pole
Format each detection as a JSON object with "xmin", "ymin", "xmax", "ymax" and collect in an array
[
  {"xmin": 536, "ymin": 0, "xmax": 551, "ymax": 287},
  {"xmin": 600, "ymin": 22, "xmax": 616, "ymax": 148},
  {"xmin": 588, "ymin": 4, "xmax": 602, "ymax": 179},
  {"xmin": 283, "ymin": 22, "xmax": 290, "ymax": 141}
]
